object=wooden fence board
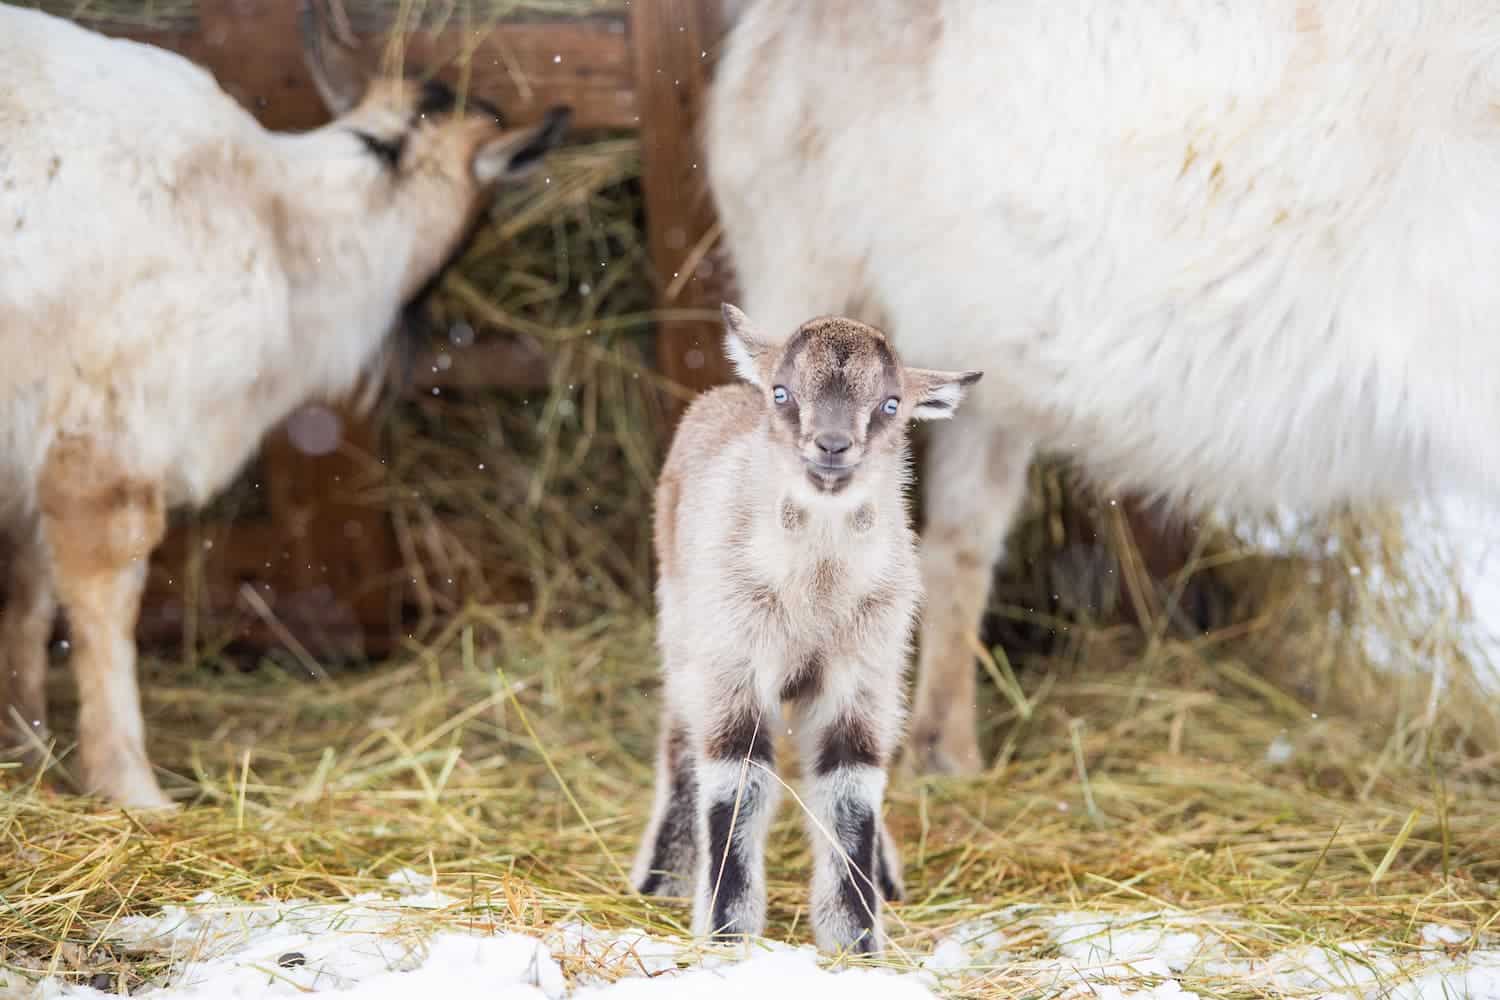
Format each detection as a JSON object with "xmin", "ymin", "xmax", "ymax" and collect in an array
[
  {"xmin": 630, "ymin": 0, "xmax": 734, "ymax": 423},
  {"xmin": 113, "ymin": 2, "xmax": 637, "ymax": 132}
]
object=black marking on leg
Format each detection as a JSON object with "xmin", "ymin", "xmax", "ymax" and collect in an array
[
  {"xmin": 876, "ymin": 828, "xmax": 902, "ymax": 902},
  {"xmin": 706, "ymin": 794, "xmax": 754, "ymax": 938},
  {"xmin": 701, "ymin": 704, "xmax": 773, "ymax": 936},
  {"xmin": 835, "ymin": 800, "xmax": 879, "ymax": 952},
  {"xmin": 638, "ymin": 729, "xmax": 698, "ymax": 896},
  {"xmin": 815, "ymin": 714, "xmax": 880, "ymax": 775},
  {"xmin": 706, "ymin": 705, "xmax": 774, "ymax": 764}
]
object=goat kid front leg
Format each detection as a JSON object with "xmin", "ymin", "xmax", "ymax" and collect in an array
[
  {"xmin": 632, "ymin": 709, "xmax": 698, "ymax": 898},
  {"xmin": 908, "ymin": 417, "xmax": 1034, "ymax": 775},
  {"xmin": 798, "ymin": 673, "xmax": 903, "ymax": 955},
  {"xmin": 693, "ymin": 691, "xmax": 779, "ymax": 943},
  {"xmin": 38, "ymin": 437, "xmax": 171, "ymax": 809},
  {"xmin": 1, "ymin": 525, "xmax": 57, "ymax": 767}
]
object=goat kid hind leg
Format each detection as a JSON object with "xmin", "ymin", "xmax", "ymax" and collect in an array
[
  {"xmin": 632, "ymin": 709, "xmax": 699, "ymax": 898},
  {"xmin": 907, "ymin": 416, "xmax": 1034, "ymax": 776},
  {"xmin": 0, "ymin": 524, "xmax": 57, "ymax": 768},
  {"xmin": 37, "ymin": 436, "xmax": 172, "ymax": 809},
  {"xmin": 692, "ymin": 690, "xmax": 780, "ymax": 943}
]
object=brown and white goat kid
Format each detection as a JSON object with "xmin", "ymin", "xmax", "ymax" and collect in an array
[
  {"xmin": 0, "ymin": 2, "xmax": 570, "ymax": 808},
  {"xmin": 632, "ymin": 305, "xmax": 981, "ymax": 954}
]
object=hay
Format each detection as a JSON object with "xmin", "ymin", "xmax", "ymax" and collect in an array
[
  {"xmin": 377, "ymin": 136, "xmax": 667, "ymax": 635},
  {"xmin": 3, "ymin": 610, "xmax": 1498, "ymax": 994},
  {"xmin": 4, "ymin": 7, "xmax": 1500, "ymax": 997}
]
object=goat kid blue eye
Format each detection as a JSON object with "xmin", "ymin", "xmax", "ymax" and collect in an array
[
  {"xmin": 881, "ymin": 397, "xmax": 900, "ymax": 416},
  {"xmin": 773, "ymin": 386, "xmax": 789, "ymax": 404}
]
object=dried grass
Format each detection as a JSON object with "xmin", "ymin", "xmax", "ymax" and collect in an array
[
  {"xmin": 3, "ymin": 6, "xmax": 1500, "ymax": 997},
  {"xmin": 3, "ymin": 602, "xmax": 1498, "ymax": 994}
]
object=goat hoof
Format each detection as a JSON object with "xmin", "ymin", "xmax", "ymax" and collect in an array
[
  {"xmin": 84, "ymin": 766, "xmax": 174, "ymax": 811},
  {"xmin": 877, "ymin": 861, "xmax": 905, "ymax": 902}
]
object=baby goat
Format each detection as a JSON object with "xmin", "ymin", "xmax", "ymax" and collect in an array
[
  {"xmin": 0, "ymin": 1, "xmax": 569, "ymax": 808},
  {"xmin": 632, "ymin": 305, "xmax": 981, "ymax": 954}
]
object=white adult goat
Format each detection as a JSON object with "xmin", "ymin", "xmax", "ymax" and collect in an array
[
  {"xmin": 0, "ymin": 1, "xmax": 569, "ymax": 807},
  {"xmin": 705, "ymin": 0, "xmax": 1500, "ymax": 773}
]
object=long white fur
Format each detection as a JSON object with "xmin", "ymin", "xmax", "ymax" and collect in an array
[
  {"xmin": 0, "ymin": 4, "xmax": 563, "ymax": 807},
  {"xmin": 704, "ymin": 0, "xmax": 1500, "ymax": 773},
  {"xmin": 3, "ymin": 9, "xmax": 432, "ymax": 515}
]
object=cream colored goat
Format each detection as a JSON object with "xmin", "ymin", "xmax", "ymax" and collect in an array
[
  {"xmin": 0, "ymin": 1, "xmax": 569, "ymax": 807},
  {"xmin": 706, "ymin": 0, "xmax": 1500, "ymax": 774},
  {"xmin": 631, "ymin": 305, "xmax": 981, "ymax": 955}
]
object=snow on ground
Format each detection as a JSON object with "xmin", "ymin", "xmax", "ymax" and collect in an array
[{"xmin": 12, "ymin": 870, "xmax": 1500, "ymax": 1000}]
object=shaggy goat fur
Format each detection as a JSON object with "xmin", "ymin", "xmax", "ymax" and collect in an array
[
  {"xmin": 0, "ymin": 1, "xmax": 569, "ymax": 807},
  {"xmin": 705, "ymin": 0, "xmax": 1500, "ymax": 773}
]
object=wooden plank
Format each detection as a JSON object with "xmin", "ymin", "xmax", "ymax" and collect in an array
[
  {"xmin": 254, "ymin": 400, "xmax": 397, "ymax": 662},
  {"xmin": 406, "ymin": 333, "xmax": 554, "ymax": 392},
  {"xmin": 630, "ymin": 0, "xmax": 735, "ymax": 423},
  {"xmin": 139, "ymin": 411, "xmax": 400, "ymax": 663},
  {"xmin": 394, "ymin": 17, "xmax": 637, "ymax": 130},
  {"xmin": 141, "ymin": 517, "xmax": 396, "ymax": 658},
  {"xmin": 113, "ymin": 5, "xmax": 636, "ymax": 131}
]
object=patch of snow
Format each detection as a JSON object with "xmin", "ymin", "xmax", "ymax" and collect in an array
[
  {"xmin": 34, "ymin": 932, "xmax": 564, "ymax": 1000},
  {"xmin": 1420, "ymin": 924, "xmax": 1471, "ymax": 946},
  {"xmin": 25, "ymin": 874, "xmax": 944, "ymax": 1000},
  {"xmin": 1265, "ymin": 732, "xmax": 1295, "ymax": 764},
  {"xmin": 21, "ymin": 880, "xmax": 1500, "ymax": 1000},
  {"xmin": 553, "ymin": 923, "xmax": 688, "ymax": 981},
  {"xmin": 571, "ymin": 949, "xmax": 934, "ymax": 1000},
  {"xmin": 1048, "ymin": 910, "xmax": 1214, "ymax": 978},
  {"xmin": 1392, "ymin": 953, "xmax": 1500, "ymax": 1000}
]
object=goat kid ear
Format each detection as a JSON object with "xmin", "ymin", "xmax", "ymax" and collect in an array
[
  {"xmin": 473, "ymin": 107, "xmax": 573, "ymax": 185},
  {"xmin": 300, "ymin": 0, "xmax": 367, "ymax": 116},
  {"xmin": 721, "ymin": 303, "xmax": 773, "ymax": 388},
  {"xmin": 906, "ymin": 367, "xmax": 983, "ymax": 421}
]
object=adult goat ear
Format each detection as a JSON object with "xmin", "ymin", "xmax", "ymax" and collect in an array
[
  {"xmin": 473, "ymin": 107, "xmax": 573, "ymax": 185},
  {"xmin": 721, "ymin": 303, "xmax": 773, "ymax": 388},
  {"xmin": 906, "ymin": 368, "xmax": 983, "ymax": 421},
  {"xmin": 300, "ymin": 0, "xmax": 367, "ymax": 116}
]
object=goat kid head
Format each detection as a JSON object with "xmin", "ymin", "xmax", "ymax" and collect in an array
[
  {"xmin": 299, "ymin": 0, "xmax": 570, "ymax": 294},
  {"xmin": 721, "ymin": 304, "xmax": 983, "ymax": 497}
]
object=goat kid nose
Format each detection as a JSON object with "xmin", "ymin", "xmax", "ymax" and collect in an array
[{"xmin": 814, "ymin": 431, "xmax": 853, "ymax": 456}]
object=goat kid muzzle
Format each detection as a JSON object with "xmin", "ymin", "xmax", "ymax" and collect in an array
[{"xmin": 803, "ymin": 456, "xmax": 858, "ymax": 493}]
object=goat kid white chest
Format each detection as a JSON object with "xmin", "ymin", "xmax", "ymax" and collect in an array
[
  {"xmin": 667, "ymin": 455, "xmax": 915, "ymax": 710},
  {"xmin": 633, "ymin": 306, "xmax": 981, "ymax": 956}
]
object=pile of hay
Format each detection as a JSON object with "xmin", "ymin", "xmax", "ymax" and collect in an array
[{"xmin": 3, "ymin": 2, "xmax": 1500, "ymax": 996}]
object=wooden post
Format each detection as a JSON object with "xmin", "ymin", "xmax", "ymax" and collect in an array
[{"xmin": 630, "ymin": 0, "xmax": 736, "ymax": 424}]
